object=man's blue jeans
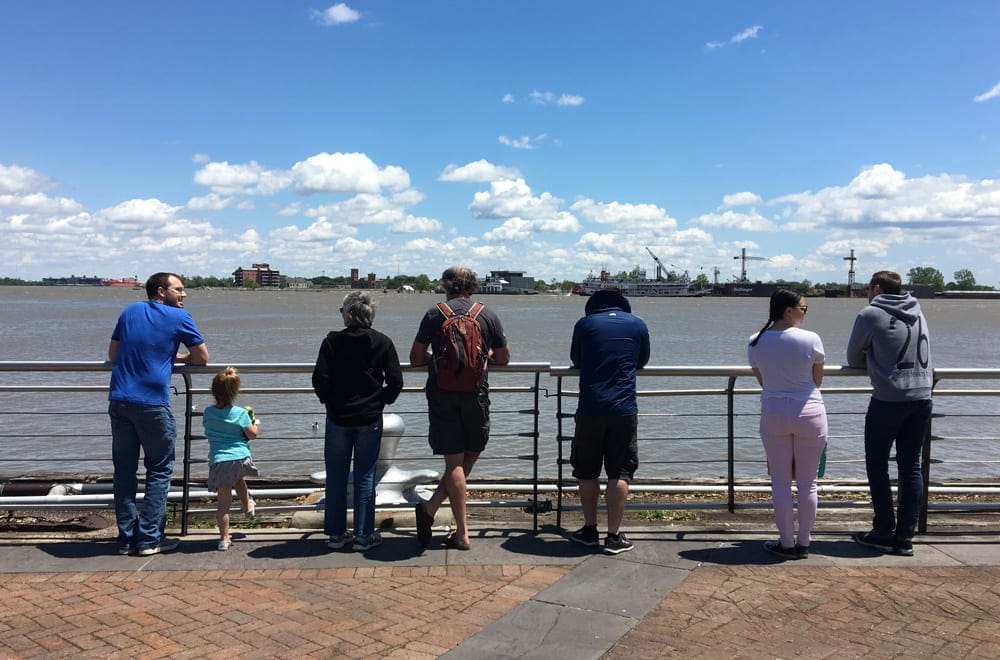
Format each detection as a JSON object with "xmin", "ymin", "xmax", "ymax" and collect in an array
[
  {"xmin": 324, "ymin": 419, "xmax": 383, "ymax": 537},
  {"xmin": 864, "ymin": 397, "xmax": 933, "ymax": 541},
  {"xmin": 108, "ymin": 401, "xmax": 176, "ymax": 551}
]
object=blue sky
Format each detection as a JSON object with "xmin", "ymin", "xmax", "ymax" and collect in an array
[{"xmin": 2, "ymin": 2, "xmax": 999, "ymax": 285}]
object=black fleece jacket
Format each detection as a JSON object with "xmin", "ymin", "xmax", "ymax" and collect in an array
[{"xmin": 311, "ymin": 325, "xmax": 404, "ymax": 426}]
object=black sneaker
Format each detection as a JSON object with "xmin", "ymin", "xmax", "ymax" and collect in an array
[
  {"xmin": 892, "ymin": 537, "xmax": 914, "ymax": 557},
  {"xmin": 603, "ymin": 532, "xmax": 634, "ymax": 555},
  {"xmin": 570, "ymin": 524, "xmax": 600, "ymax": 547},
  {"xmin": 763, "ymin": 540, "xmax": 798, "ymax": 560},
  {"xmin": 795, "ymin": 544, "xmax": 810, "ymax": 559},
  {"xmin": 854, "ymin": 530, "xmax": 894, "ymax": 553}
]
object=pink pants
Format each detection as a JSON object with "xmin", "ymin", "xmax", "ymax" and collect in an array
[{"xmin": 760, "ymin": 397, "xmax": 828, "ymax": 548}]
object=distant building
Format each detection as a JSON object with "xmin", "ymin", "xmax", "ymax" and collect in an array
[
  {"xmin": 479, "ymin": 270, "xmax": 536, "ymax": 294},
  {"xmin": 233, "ymin": 263, "xmax": 281, "ymax": 288},
  {"xmin": 350, "ymin": 268, "xmax": 384, "ymax": 289},
  {"xmin": 285, "ymin": 277, "xmax": 313, "ymax": 289}
]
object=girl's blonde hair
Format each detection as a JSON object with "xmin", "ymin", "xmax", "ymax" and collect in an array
[{"xmin": 211, "ymin": 367, "xmax": 242, "ymax": 407}]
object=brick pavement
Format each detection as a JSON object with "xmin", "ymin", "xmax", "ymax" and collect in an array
[
  {"xmin": 0, "ymin": 565, "xmax": 572, "ymax": 658},
  {"xmin": 605, "ymin": 566, "xmax": 1000, "ymax": 659}
]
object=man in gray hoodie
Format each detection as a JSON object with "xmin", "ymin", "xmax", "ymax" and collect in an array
[{"xmin": 847, "ymin": 270, "xmax": 933, "ymax": 557}]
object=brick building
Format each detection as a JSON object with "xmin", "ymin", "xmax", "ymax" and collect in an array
[{"xmin": 233, "ymin": 263, "xmax": 281, "ymax": 287}]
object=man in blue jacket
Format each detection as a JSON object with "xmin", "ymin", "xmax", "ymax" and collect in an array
[
  {"xmin": 848, "ymin": 270, "xmax": 933, "ymax": 557},
  {"xmin": 568, "ymin": 289, "xmax": 650, "ymax": 555}
]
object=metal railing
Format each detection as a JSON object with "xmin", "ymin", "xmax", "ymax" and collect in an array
[{"xmin": 2, "ymin": 361, "xmax": 1000, "ymax": 536}]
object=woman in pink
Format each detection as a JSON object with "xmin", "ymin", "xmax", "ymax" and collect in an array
[{"xmin": 748, "ymin": 289, "xmax": 828, "ymax": 560}]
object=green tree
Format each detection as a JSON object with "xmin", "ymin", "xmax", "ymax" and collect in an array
[
  {"xmin": 693, "ymin": 274, "xmax": 710, "ymax": 290},
  {"xmin": 906, "ymin": 266, "xmax": 945, "ymax": 292},
  {"xmin": 952, "ymin": 269, "xmax": 976, "ymax": 289}
]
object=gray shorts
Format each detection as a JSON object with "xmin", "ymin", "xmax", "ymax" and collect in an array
[{"xmin": 207, "ymin": 457, "xmax": 259, "ymax": 492}]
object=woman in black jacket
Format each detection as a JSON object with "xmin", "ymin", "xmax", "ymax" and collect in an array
[{"xmin": 312, "ymin": 292, "xmax": 403, "ymax": 552}]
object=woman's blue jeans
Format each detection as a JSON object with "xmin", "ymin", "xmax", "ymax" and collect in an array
[
  {"xmin": 864, "ymin": 397, "xmax": 933, "ymax": 541},
  {"xmin": 324, "ymin": 418, "xmax": 383, "ymax": 537},
  {"xmin": 109, "ymin": 401, "xmax": 176, "ymax": 551}
]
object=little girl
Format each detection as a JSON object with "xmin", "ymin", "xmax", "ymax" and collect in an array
[{"xmin": 203, "ymin": 367, "xmax": 259, "ymax": 551}]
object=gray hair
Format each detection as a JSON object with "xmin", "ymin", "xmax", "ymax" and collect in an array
[{"xmin": 342, "ymin": 291, "xmax": 375, "ymax": 328}]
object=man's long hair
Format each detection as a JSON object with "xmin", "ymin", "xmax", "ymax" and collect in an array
[{"xmin": 441, "ymin": 266, "xmax": 478, "ymax": 296}]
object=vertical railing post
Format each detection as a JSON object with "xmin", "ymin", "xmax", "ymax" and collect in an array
[
  {"xmin": 556, "ymin": 374, "xmax": 564, "ymax": 531},
  {"xmin": 532, "ymin": 371, "xmax": 540, "ymax": 533},
  {"xmin": 918, "ymin": 379, "xmax": 939, "ymax": 534},
  {"xmin": 726, "ymin": 375, "xmax": 737, "ymax": 513},
  {"xmin": 180, "ymin": 371, "xmax": 194, "ymax": 536}
]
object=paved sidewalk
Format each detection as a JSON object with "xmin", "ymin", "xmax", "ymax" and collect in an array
[{"xmin": 2, "ymin": 526, "xmax": 999, "ymax": 658}]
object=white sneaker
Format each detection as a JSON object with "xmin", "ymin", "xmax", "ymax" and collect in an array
[
  {"xmin": 137, "ymin": 537, "xmax": 181, "ymax": 556},
  {"xmin": 217, "ymin": 539, "xmax": 232, "ymax": 551}
]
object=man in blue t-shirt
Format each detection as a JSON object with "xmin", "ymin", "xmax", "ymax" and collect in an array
[
  {"xmin": 108, "ymin": 272, "xmax": 208, "ymax": 556},
  {"xmin": 568, "ymin": 289, "xmax": 650, "ymax": 555}
]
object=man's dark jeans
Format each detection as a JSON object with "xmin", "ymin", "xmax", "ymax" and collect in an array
[{"xmin": 864, "ymin": 397, "xmax": 933, "ymax": 541}]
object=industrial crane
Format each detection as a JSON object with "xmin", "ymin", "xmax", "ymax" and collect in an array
[
  {"xmin": 733, "ymin": 247, "xmax": 770, "ymax": 283},
  {"xmin": 644, "ymin": 246, "xmax": 671, "ymax": 281}
]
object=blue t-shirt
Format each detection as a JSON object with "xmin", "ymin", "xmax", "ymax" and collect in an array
[
  {"xmin": 108, "ymin": 300, "xmax": 205, "ymax": 406},
  {"xmin": 571, "ymin": 307, "xmax": 651, "ymax": 416},
  {"xmin": 203, "ymin": 405, "xmax": 253, "ymax": 464}
]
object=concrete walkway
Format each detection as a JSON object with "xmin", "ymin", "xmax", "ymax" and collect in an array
[{"xmin": 2, "ymin": 524, "xmax": 1000, "ymax": 658}]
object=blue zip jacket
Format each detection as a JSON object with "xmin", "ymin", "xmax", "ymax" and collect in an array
[{"xmin": 571, "ymin": 291, "xmax": 651, "ymax": 416}]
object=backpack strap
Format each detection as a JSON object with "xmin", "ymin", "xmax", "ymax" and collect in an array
[
  {"xmin": 468, "ymin": 302, "xmax": 485, "ymax": 320},
  {"xmin": 436, "ymin": 301, "xmax": 455, "ymax": 318}
]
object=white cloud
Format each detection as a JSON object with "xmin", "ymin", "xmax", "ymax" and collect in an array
[
  {"xmin": 775, "ymin": 163, "xmax": 1000, "ymax": 234},
  {"xmin": 192, "ymin": 153, "xmax": 211, "ymax": 164},
  {"xmin": 0, "ymin": 192, "xmax": 84, "ymax": 215},
  {"xmin": 706, "ymin": 24, "xmax": 763, "ymax": 49},
  {"xmin": 524, "ymin": 90, "xmax": 585, "ymax": 107},
  {"xmin": 498, "ymin": 135, "xmax": 539, "ymax": 150},
  {"xmin": 312, "ymin": 3, "xmax": 361, "ymax": 26},
  {"xmin": 469, "ymin": 178, "xmax": 563, "ymax": 220},
  {"xmin": 529, "ymin": 90, "xmax": 555, "ymax": 104},
  {"xmin": 0, "ymin": 164, "xmax": 52, "ymax": 194},
  {"xmin": 390, "ymin": 215, "xmax": 442, "ymax": 233},
  {"xmin": 693, "ymin": 209, "xmax": 779, "ymax": 231},
  {"xmin": 290, "ymin": 152, "xmax": 410, "ymax": 194},
  {"xmin": 571, "ymin": 198, "xmax": 678, "ymax": 230},
  {"xmin": 973, "ymin": 81, "xmax": 1000, "ymax": 103},
  {"xmin": 721, "ymin": 191, "xmax": 763, "ymax": 207},
  {"xmin": 100, "ymin": 198, "xmax": 179, "ymax": 226},
  {"xmin": 502, "ymin": 93, "xmax": 516, "ymax": 103},
  {"xmin": 186, "ymin": 193, "xmax": 235, "ymax": 211},
  {"xmin": 439, "ymin": 159, "xmax": 521, "ymax": 183},
  {"xmin": 847, "ymin": 162, "xmax": 906, "ymax": 198},
  {"xmin": 193, "ymin": 160, "xmax": 291, "ymax": 196}
]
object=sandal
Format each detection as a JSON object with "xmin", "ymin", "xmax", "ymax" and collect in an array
[{"xmin": 444, "ymin": 532, "xmax": 471, "ymax": 551}]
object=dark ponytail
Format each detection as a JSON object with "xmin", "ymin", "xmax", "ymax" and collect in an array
[{"xmin": 748, "ymin": 288, "xmax": 802, "ymax": 347}]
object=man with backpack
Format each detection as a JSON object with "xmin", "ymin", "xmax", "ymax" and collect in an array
[{"xmin": 409, "ymin": 266, "xmax": 510, "ymax": 551}]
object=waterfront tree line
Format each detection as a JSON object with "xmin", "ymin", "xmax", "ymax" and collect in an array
[{"xmin": 1, "ymin": 266, "xmax": 994, "ymax": 293}]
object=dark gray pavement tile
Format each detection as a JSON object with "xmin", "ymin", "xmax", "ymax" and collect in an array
[
  {"xmin": 534, "ymin": 555, "xmax": 689, "ymax": 618},
  {"xmin": 442, "ymin": 600, "xmax": 636, "ymax": 660}
]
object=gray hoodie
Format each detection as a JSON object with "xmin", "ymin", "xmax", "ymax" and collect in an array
[{"xmin": 846, "ymin": 293, "xmax": 933, "ymax": 401}]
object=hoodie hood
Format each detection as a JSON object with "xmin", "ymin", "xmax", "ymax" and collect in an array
[
  {"xmin": 585, "ymin": 289, "xmax": 631, "ymax": 315},
  {"xmin": 870, "ymin": 293, "xmax": 921, "ymax": 326}
]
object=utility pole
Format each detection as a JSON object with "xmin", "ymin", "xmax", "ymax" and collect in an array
[{"xmin": 844, "ymin": 249, "xmax": 857, "ymax": 296}]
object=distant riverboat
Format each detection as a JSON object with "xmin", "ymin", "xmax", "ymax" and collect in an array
[{"xmin": 572, "ymin": 269, "xmax": 702, "ymax": 297}]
